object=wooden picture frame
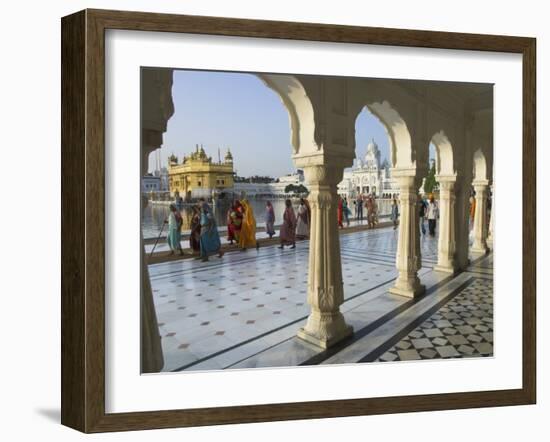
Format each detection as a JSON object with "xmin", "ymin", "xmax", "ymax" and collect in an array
[{"xmin": 61, "ymin": 8, "xmax": 536, "ymax": 433}]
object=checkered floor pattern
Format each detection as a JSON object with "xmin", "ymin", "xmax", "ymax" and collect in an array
[{"xmin": 376, "ymin": 277, "xmax": 493, "ymax": 362}]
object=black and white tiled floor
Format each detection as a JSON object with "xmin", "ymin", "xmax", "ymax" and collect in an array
[
  {"xmin": 375, "ymin": 277, "xmax": 493, "ymax": 362},
  {"xmin": 148, "ymin": 226, "xmax": 492, "ymax": 372}
]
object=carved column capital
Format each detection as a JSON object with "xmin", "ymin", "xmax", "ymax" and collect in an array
[
  {"xmin": 472, "ymin": 179, "xmax": 489, "ymax": 192},
  {"xmin": 438, "ymin": 180, "xmax": 455, "ymax": 192},
  {"xmin": 438, "ymin": 180, "xmax": 456, "ymax": 204},
  {"xmin": 302, "ymin": 164, "xmax": 343, "ymax": 187}
]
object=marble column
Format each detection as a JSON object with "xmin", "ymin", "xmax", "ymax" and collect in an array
[
  {"xmin": 389, "ymin": 174, "xmax": 425, "ymax": 298},
  {"xmin": 471, "ymin": 180, "xmax": 490, "ymax": 254},
  {"xmin": 297, "ymin": 164, "xmax": 353, "ymax": 348},
  {"xmin": 452, "ymin": 178, "xmax": 471, "ymax": 271},
  {"xmin": 486, "ymin": 185, "xmax": 494, "ymax": 249},
  {"xmin": 434, "ymin": 178, "xmax": 457, "ymax": 274},
  {"xmin": 141, "ymin": 232, "xmax": 164, "ymax": 373},
  {"xmin": 140, "ymin": 68, "xmax": 174, "ymax": 373}
]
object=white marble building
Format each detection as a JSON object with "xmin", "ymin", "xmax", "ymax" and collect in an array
[
  {"xmin": 141, "ymin": 173, "xmax": 161, "ymax": 193},
  {"xmin": 338, "ymin": 140, "xmax": 399, "ymax": 199}
]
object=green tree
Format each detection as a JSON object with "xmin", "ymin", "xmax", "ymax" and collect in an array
[
  {"xmin": 424, "ymin": 160, "xmax": 438, "ymax": 194},
  {"xmin": 284, "ymin": 184, "xmax": 309, "ymax": 195},
  {"xmin": 284, "ymin": 184, "xmax": 297, "ymax": 194}
]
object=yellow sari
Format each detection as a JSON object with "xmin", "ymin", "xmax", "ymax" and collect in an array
[{"xmin": 239, "ymin": 200, "xmax": 257, "ymax": 248}]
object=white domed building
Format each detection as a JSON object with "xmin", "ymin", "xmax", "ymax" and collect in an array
[{"xmin": 338, "ymin": 139, "xmax": 399, "ymax": 199}]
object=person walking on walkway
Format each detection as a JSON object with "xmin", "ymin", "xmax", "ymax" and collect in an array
[
  {"xmin": 343, "ymin": 197, "xmax": 351, "ymax": 227},
  {"xmin": 166, "ymin": 203, "xmax": 184, "ymax": 256},
  {"xmin": 239, "ymin": 199, "xmax": 257, "ymax": 251},
  {"xmin": 227, "ymin": 200, "xmax": 243, "ymax": 245},
  {"xmin": 226, "ymin": 204, "xmax": 234, "ymax": 245},
  {"xmin": 419, "ymin": 194, "xmax": 428, "ymax": 235},
  {"xmin": 366, "ymin": 196, "xmax": 375, "ymax": 229},
  {"xmin": 296, "ymin": 198, "xmax": 311, "ymax": 240},
  {"xmin": 199, "ymin": 201, "xmax": 223, "ymax": 262},
  {"xmin": 337, "ymin": 196, "xmax": 344, "ymax": 229},
  {"xmin": 426, "ymin": 194, "xmax": 439, "ymax": 237},
  {"xmin": 279, "ymin": 199, "xmax": 297, "ymax": 249},
  {"xmin": 265, "ymin": 201, "xmax": 276, "ymax": 239},
  {"xmin": 390, "ymin": 198, "xmax": 399, "ymax": 230},
  {"xmin": 356, "ymin": 195, "xmax": 364, "ymax": 221},
  {"xmin": 189, "ymin": 205, "xmax": 201, "ymax": 255}
]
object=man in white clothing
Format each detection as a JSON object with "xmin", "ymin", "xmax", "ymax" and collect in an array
[{"xmin": 426, "ymin": 194, "xmax": 439, "ymax": 237}]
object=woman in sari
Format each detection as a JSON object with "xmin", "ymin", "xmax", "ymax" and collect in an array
[
  {"xmin": 469, "ymin": 194, "xmax": 476, "ymax": 231},
  {"xmin": 337, "ymin": 197, "xmax": 344, "ymax": 229},
  {"xmin": 228, "ymin": 200, "xmax": 243, "ymax": 244},
  {"xmin": 189, "ymin": 205, "xmax": 201, "ymax": 254},
  {"xmin": 199, "ymin": 201, "xmax": 223, "ymax": 262},
  {"xmin": 265, "ymin": 201, "xmax": 276, "ymax": 239},
  {"xmin": 239, "ymin": 199, "xmax": 257, "ymax": 250},
  {"xmin": 295, "ymin": 198, "xmax": 310, "ymax": 240},
  {"xmin": 279, "ymin": 199, "xmax": 296, "ymax": 249},
  {"xmin": 226, "ymin": 205, "xmax": 235, "ymax": 245},
  {"xmin": 166, "ymin": 204, "xmax": 183, "ymax": 256}
]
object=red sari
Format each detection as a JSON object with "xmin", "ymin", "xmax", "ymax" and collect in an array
[
  {"xmin": 189, "ymin": 211, "xmax": 201, "ymax": 252},
  {"xmin": 226, "ymin": 207, "xmax": 235, "ymax": 242},
  {"xmin": 227, "ymin": 202, "xmax": 243, "ymax": 242},
  {"xmin": 337, "ymin": 199, "xmax": 344, "ymax": 228}
]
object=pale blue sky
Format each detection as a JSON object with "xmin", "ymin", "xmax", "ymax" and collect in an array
[{"xmin": 149, "ymin": 70, "xmax": 404, "ymax": 176}]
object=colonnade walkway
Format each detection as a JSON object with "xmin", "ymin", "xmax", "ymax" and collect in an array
[{"xmin": 149, "ymin": 226, "xmax": 493, "ymax": 372}]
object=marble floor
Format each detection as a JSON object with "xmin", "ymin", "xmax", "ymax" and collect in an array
[{"xmin": 148, "ymin": 226, "xmax": 493, "ymax": 372}]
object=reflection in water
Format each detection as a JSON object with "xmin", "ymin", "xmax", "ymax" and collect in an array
[{"xmin": 141, "ymin": 198, "xmax": 393, "ymax": 239}]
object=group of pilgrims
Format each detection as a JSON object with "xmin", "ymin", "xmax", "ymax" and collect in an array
[
  {"xmin": 165, "ymin": 194, "xmax": 390, "ymax": 261},
  {"xmin": 166, "ymin": 199, "xmax": 224, "ymax": 262},
  {"xmin": 163, "ymin": 191, "xmax": 451, "ymax": 262},
  {"xmin": 164, "ymin": 197, "xmax": 313, "ymax": 261},
  {"xmin": 338, "ymin": 194, "xmax": 380, "ymax": 229},
  {"xmin": 227, "ymin": 198, "xmax": 312, "ymax": 250}
]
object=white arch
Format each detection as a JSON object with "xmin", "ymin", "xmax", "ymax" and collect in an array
[
  {"xmin": 431, "ymin": 130, "xmax": 455, "ymax": 177},
  {"xmin": 358, "ymin": 101, "xmax": 414, "ymax": 170},
  {"xmin": 473, "ymin": 149, "xmax": 488, "ymax": 181},
  {"xmin": 256, "ymin": 74, "xmax": 316, "ymax": 156}
]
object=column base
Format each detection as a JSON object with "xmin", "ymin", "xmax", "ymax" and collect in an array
[
  {"xmin": 389, "ymin": 282, "xmax": 425, "ymax": 299},
  {"xmin": 471, "ymin": 245, "xmax": 489, "ymax": 255},
  {"xmin": 297, "ymin": 312, "xmax": 353, "ymax": 349},
  {"xmin": 433, "ymin": 263, "xmax": 458, "ymax": 275},
  {"xmin": 297, "ymin": 325, "xmax": 353, "ymax": 349}
]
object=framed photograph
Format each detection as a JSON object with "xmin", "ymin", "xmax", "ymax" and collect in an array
[{"xmin": 61, "ymin": 9, "xmax": 536, "ymax": 433}]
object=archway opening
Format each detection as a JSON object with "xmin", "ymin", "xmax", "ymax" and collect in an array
[
  {"xmin": 470, "ymin": 148, "xmax": 488, "ymax": 230},
  {"xmin": 340, "ymin": 105, "xmax": 398, "ymax": 227},
  {"xmin": 142, "ymin": 69, "xmax": 297, "ymax": 240},
  {"xmin": 469, "ymin": 148, "xmax": 490, "ymax": 250},
  {"xmin": 141, "ymin": 68, "xmax": 335, "ymax": 372}
]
